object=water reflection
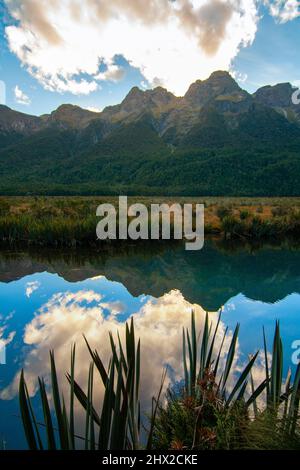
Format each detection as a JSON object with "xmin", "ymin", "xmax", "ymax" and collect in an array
[
  {"xmin": 0, "ymin": 242, "xmax": 300, "ymax": 449},
  {"xmin": 1, "ymin": 289, "xmax": 222, "ymax": 403},
  {"xmin": 0, "ymin": 280, "xmax": 264, "ymax": 448},
  {"xmin": 0, "ymin": 242, "xmax": 300, "ymax": 310}
]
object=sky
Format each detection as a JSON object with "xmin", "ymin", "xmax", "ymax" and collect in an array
[{"xmin": 0, "ymin": 0, "xmax": 299, "ymax": 116}]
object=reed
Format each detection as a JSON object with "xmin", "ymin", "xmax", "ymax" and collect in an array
[
  {"xmin": 19, "ymin": 318, "xmax": 147, "ymax": 450},
  {"xmin": 154, "ymin": 315, "xmax": 300, "ymax": 449},
  {"xmin": 19, "ymin": 313, "xmax": 300, "ymax": 450},
  {"xmin": 1, "ymin": 196, "xmax": 300, "ymax": 247}
]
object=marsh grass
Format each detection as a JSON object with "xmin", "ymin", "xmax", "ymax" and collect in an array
[
  {"xmin": 0, "ymin": 196, "xmax": 300, "ymax": 247},
  {"xmin": 19, "ymin": 313, "xmax": 300, "ymax": 450},
  {"xmin": 221, "ymin": 211, "xmax": 300, "ymax": 240}
]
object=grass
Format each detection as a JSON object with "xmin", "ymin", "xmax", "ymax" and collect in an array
[
  {"xmin": 19, "ymin": 312, "xmax": 300, "ymax": 450},
  {"xmin": 19, "ymin": 319, "xmax": 145, "ymax": 450},
  {"xmin": 1, "ymin": 196, "xmax": 300, "ymax": 247}
]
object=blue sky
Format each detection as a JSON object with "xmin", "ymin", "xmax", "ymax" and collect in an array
[
  {"xmin": 0, "ymin": 0, "xmax": 299, "ymax": 116},
  {"xmin": 234, "ymin": 10, "xmax": 300, "ymax": 90}
]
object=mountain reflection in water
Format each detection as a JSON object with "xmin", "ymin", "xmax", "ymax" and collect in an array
[
  {"xmin": 0, "ymin": 241, "xmax": 300, "ymax": 449},
  {"xmin": 1, "ymin": 241, "xmax": 300, "ymax": 309}
]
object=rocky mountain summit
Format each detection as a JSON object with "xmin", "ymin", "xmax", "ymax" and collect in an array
[
  {"xmin": 0, "ymin": 71, "xmax": 299, "ymax": 196},
  {"xmin": 1, "ymin": 71, "xmax": 299, "ymax": 141}
]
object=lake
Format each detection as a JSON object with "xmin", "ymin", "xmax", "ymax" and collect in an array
[{"xmin": 0, "ymin": 241, "xmax": 300, "ymax": 449}]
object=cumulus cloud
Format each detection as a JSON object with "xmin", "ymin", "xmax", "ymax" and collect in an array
[
  {"xmin": 265, "ymin": 0, "xmax": 300, "ymax": 23},
  {"xmin": 4, "ymin": 0, "xmax": 260, "ymax": 96},
  {"xmin": 14, "ymin": 85, "xmax": 31, "ymax": 105},
  {"xmin": 95, "ymin": 64, "xmax": 125, "ymax": 82},
  {"xmin": 0, "ymin": 289, "xmax": 227, "ymax": 406},
  {"xmin": 0, "ymin": 286, "xmax": 271, "ymax": 433},
  {"xmin": 100, "ymin": 300, "xmax": 125, "ymax": 316}
]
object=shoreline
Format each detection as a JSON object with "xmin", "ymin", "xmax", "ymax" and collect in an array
[{"xmin": 0, "ymin": 196, "xmax": 300, "ymax": 248}]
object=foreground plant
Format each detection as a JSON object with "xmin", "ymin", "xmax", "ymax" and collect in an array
[
  {"xmin": 19, "ymin": 313, "xmax": 300, "ymax": 450},
  {"xmin": 153, "ymin": 314, "xmax": 300, "ymax": 450},
  {"xmin": 20, "ymin": 319, "xmax": 149, "ymax": 450}
]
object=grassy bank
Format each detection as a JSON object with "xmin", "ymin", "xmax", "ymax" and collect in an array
[
  {"xmin": 19, "ymin": 313, "xmax": 300, "ymax": 450},
  {"xmin": 0, "ymin": 196, "xmax": 300, "ymax": 247}
]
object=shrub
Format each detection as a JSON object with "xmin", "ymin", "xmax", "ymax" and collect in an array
[
  {"xmin": 239, "ymin": 210, "xmax": 250, "ymax": 220},
  {"xmin": 216, "ymin": 206, "xmax": 232, "ymax": 220},
  {"xmin": 272, "ymin": 206, "xmax": 290, "ymax": 217}
]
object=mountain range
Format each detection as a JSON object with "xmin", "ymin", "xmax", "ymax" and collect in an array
[
  {"xmin": 1, "ymin": 70, "xmax": 300, "ymax": 196},
  {"xmin": 1, "ymin": 244, "xmax": 299, "ymax": 310}
]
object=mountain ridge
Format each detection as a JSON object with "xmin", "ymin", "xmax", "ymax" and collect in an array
[
  {"xmin": 0, "ymin": 71, "xmax": 300, "ymax": 196},
  {"xmin": 2, "ymin": 70, "xmax": 299, "ymax": 125}
]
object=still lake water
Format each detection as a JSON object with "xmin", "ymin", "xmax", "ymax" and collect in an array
[{"xmin": 0, "ymin": 241, "xmax": 300, "ymax": 449}]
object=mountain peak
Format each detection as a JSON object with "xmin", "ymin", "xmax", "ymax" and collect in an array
[
  {"xmin": 51, "ymin": 103, "xmax": 98, "ymax": 115},
  {"xmin": 208, "ymin": 70, "xmax": 233, "ymax": 80},
  {"xmin": 184, "ymin": 70, "xmax": 244, "ymax": 107},
  {"xmin": 146, "ymin": 86, "xmax": 176, "ymax": 105},
  {"xmin": 254, "ymin": 82, "xmax": 295, "ymax": 108},
  {"xmin": 127, "ymin": 86, "xmax": 143, "ymax": 95},
  {"xmin": 119, "ymin": 84, "xmax": 176, "ymax": 114},
  {"xmin": 0, "ymin": 104, "xmax": 41, "ymax": 134},
  {"xmin": 120, "ymin": 87, "xmax": 145, "ymax": 110},
  {"xmin": 1, "ymin": 71, "xmax": 300, "ymax": 197},
  {"xmin": 49, "ymin": 103, "xmax": 100, "ymax": 128}
]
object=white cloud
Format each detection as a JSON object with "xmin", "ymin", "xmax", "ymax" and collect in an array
[
  {"xmin": 100, "ymin": 300, "xmax": 125, "ymax": 316},
  {"xmin": 0, "ymin": 287, "xmax": 269, "ymax": 425},
  {"xmin": 0, "ymin": 289, "xmax": 226, "ymax": 404},
  {"xmin": 140, "ymin": 80, "xmax": 149, "ymax": 90},
  {"xmin": 0, "ymin": 327, "xmax": 15, "ymax": 347},
  {"xmin": 5, "ymin": 0, "xmax": 260, "ymax": 96},
  {"xmin": 25, "ymin": 280, "xmax": 40, "ymax": 298},
  {"xmin": 232, "ymin": 70, "xmax": 248, "ymax": 83},
  {"xmin": 14, "ymin": 85, "xmax": 31, "ymax": 105},
  {"xmin": 95, "ymin": 64, "xmax": 125, "ymax": 82},
  {"xmin": 224, "ymin": 302, "xmax": 236, "ymax": 311},
  {"xmin": 90, "ymin": 275, "xmax": 105, "ymax": 280},
  {"xmin": 85, "ymin": 106, "xmax": 102, "ymax": 113},
  {"xmin": 265, "ymin": 0, "xmax": 300, "ymax": 23}
]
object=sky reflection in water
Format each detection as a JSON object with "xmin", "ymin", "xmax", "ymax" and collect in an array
[{"xmin": 0, "ymin": 245, "xmax": 300, "ymax": 449}]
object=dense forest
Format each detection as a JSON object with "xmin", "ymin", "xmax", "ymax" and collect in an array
[{"xmin": 0, "ymin": 71, "xmax": 300, "ymax": 196}]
